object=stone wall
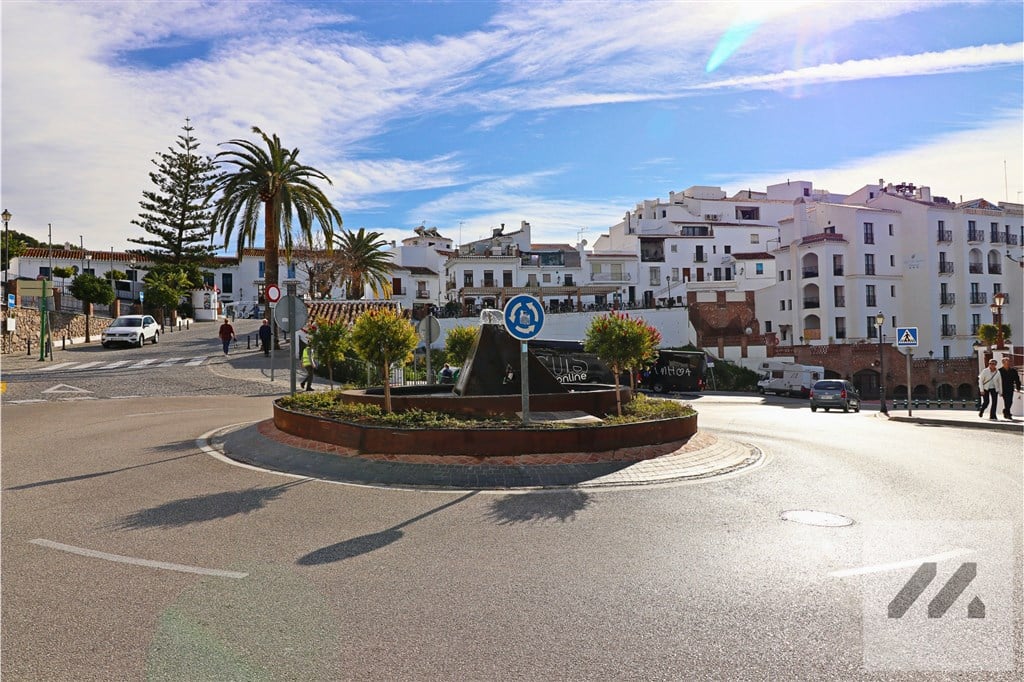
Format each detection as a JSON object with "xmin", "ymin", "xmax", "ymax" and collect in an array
[{"xmin": 0, "ymin": 306, "xmax": 113, "ymax": 355}]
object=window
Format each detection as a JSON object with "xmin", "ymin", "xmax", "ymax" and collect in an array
[
  {"xmin": 463, "ymin": 271, "xmax": 473, "ymax": 287},
  {"xmin": 671, "ymin": 268, "xmax": 679, "ymax": 281},
  {"xmin": 803, "ymin": 188, "xmax": 810, "ymax": 197},
  {"xmin": 648, "ymin": 267, "xmax": 661, "ymax": 286},
  {"xmin": 890, "ymin": 285, "xmax": 895, "ymax": 297},
  {"xmin": 724, "ymin": 245, "xmax": 731, "ymax": 254},
  {"xmin": 670, "ymin": 244, "xmax": 677, "ymax": 252},
  {"xmin": 750, "ymin": 234, "xmax": 760, "ymax": 244},
  {"xmin": 780, "ymin": 300, "xmax": 786, "ymax": 311},
  {"xmin": 713, "ymin": 267, "xmax": 722, "ymax": 281},
  {"xmin": 779, "ymin": 272, "xmax": 784, "ymax": 282},
  {"xmin": 832, "ymin": 254, "xmax": 843, "ymax": 276},
  {"xmin": 889, "ymin": 255, "xmax": 895, "ymax": 267},
  {"xmin": 258, "ymin": 261, "xmax": 265, "ymax": 278},
  {"xmin": 834, "ymin": 286, "xmax": 845, "ymax": 307},
  {"xmin": 864, "ymin": 254, "xmax": 875, "ymax": 275},
  {"xmin": 287, "ymin": 263, "xmax": 296, "ymax": 279},
  {"xmin": 755, "ymin": 263, "xmax": 764, "ymax": 275},
  {"xmin": 392, "ymin": 277, "xmax": 403, "ymax": 295},
  {"xmin": 38, "ymin": 266, "xmax": 50, "ymax": 277},
  {"xmin": 564, "ymin": 274, "xmax": 574, "ymax": 286},
  {"xmin": 868, "ymin": 316, "xmax": 878, "ymax": 339},
  {"xmin": 542, "ymin": 273, "xmax": 551, "ymax": 283},
  {"xmin": 503, "ymin": 270, "xmax": 513, "ymax": 287},
  {"xmin": 888, "ymin": 224, "xmax": 894, "ymax": 236},
  {"xmin": 866, "ymin": 285, "xmax": 876, "ymax": 307},
  {"xmin": 787, "ymin": 299, "xmax": 792, "ymax": 310},
  {"xmin": 221, "ymin": 273, "xmax": 233, "ymax": 294},
  {"xmin": 765, "ymin": 321, "xmax": 773, "ymax": 332},
  {"xmin": 736, "ymin": 207, "xmax": 760, "ymax": 220},
  {"xmin": 695, "ymin": 245, "xmax": 706, "ymax": 262},
  {"xmin": 863, "ymin": 222, "xmax": 874, "ymax": 244},
  {"xmin": 661, "ymin": 209, "xmax": 666, "ymax": 218},
  {"xmin": 835, "ymin": 317, "xmax": 846, "ymax": 339},
  {"xmin": 943, "ymin": 346, "xmax": 950, "ymax": 361},
  {"xmin": 84, "ymin": 268, "xmax": 95, "ymax": 276}
]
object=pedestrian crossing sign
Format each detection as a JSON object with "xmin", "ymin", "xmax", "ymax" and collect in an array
[{"xmin": 896, "ymin": 326, "xmax": 918, "ymax": 347}]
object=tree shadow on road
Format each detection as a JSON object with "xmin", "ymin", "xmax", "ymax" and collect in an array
[
  {"xmin": 113, "ymin": 479, "xmax": 308, "ymax": 530},
  {"xmin": 297, "ymin": 491, "xmax": 478, "ymax": 565},
  {"xmin": 5, "ymin": 452, "xmax": 199, "ymax": 491},
  {"xmin": 484, "ymin": 490, "xmax": 593, "ymax": 525}
]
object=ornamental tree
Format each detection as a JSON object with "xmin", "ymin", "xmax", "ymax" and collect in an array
[
  {"xmin": 443, "ymin": 325, "xmax": 478, "ymax": 367},
  {"xmin": 349, "ymin": 306, "xmax": 418, "ymax": 413},
  {"xmin": 977, "ymin": 323, "xmax": 1012, "ymax": 347},
  {"xmin": 307, "ymin": 317, "xmax": 350, "ymax": 389},
  {"xmin": 584, "ymin": 312, "xmax": 662, "ymax": 416},
  {"xmin": 68, "ymin": 273, "xmax": 115, "ymax": 343}
]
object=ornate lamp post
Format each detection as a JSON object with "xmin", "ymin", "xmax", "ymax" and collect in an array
[
  {"xmin": 875, "ymin": 311, "xmax": 888, "ymax": 415},
  {"xmin": 666, "ymin": 275, "xmax": 673, "ymax": 303},
  {"xmin": 990, "ymin": 292, "xmax": 1007, "ymax": 350}
]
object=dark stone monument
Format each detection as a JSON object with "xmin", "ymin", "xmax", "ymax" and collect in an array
[{"xmin": 454, "ymin": 323, "xmax": 566, "ymax": 396}]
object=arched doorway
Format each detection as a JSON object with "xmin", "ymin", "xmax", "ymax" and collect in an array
[{"xmin": 853, "ymin": 369, "xmax": 880, "ymax": 399}]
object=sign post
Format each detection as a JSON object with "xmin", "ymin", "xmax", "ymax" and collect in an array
[
  {"xmin": 417, "ymin": 315, "xmax": 441, "ymax": 384},
  {"xmin": 503, "ymin": 294, "xmax": 545, "ymax": 425},
  {"xmin": 896, "ymin": 326, "xmax": 918, "ymax": 416}
]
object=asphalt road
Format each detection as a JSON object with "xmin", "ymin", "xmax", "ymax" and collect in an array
[{"xmin": 1, "ymin": 346, "xmax": 1021, "ymax": 680}]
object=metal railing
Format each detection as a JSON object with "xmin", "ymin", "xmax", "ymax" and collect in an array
[
  {"xmin": 940, "ymin": 293, "xmax": 955, "ymax": 305},
  {"xmin": 802, "ymin": 267, "xmax": 819, "ymax": 278},
  {"xmin": 968, "ymin": 230, "xmax": 985, "ymax": 242},
  {"xmin": 938, "ymin": 262, "xmax": 954, "ymax": 274},
  {"xmin": 941, "ymin": 324, "xmax": 957, "ymax": 336},
  {"xmin": 936, "ymin": 229, "xmax": 952, "ymax": 242},
  {"xmin": 970, "ymin": 293, "xmax": 988, "ymax": 304}
]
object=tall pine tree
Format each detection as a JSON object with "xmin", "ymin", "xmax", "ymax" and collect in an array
[{"xmin": 128, "ymin": 119, "xmax": 220, "ymax": 265}]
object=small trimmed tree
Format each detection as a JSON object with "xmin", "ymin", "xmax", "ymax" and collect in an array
[
  {"xmin": 52, "ymin": 266, "xmax": 75, "ymax": 290},
  {"xmin": 444, "ymin": 325, "xmax": 478, "ymax": 367},
  {"xmin": 349, "ymin": 307, "xmax": 418, "ymax": 413},
  {"xmin": 977, "ymin": 323, "xmax": 1012, "ymax": 347},
  {"xmin": 142, "ymin": 268, "xmax": 191, "ymax": 324},
  {"xmin": 584, "ymin": 312, "xmax": 662, "ymax": 416},
  {"xmin": 307, "ymin": 317, "xmax": 350, "ymax": 389},
  {"xmin": 68, "ymin": 273, "xmax": 115, "ymax": 343}
]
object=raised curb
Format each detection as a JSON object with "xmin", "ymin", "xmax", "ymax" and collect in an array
[{"xmin": 212, "ymin": 420, "xmax": 764, "ymax": 490}]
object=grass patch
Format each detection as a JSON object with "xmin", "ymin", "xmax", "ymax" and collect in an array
[{"xmin": 278, "ymin": 391, "xmax": 694, "ymax": 429}]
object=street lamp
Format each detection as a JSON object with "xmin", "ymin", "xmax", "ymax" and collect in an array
[
  {"xmin": 666, "ymin": 275, "xmax": 673, "ymax": 303},
  {"xmin": 875, "ymin": 311, "xmax": 888, "ymax": 415},
  {"xmin": 990, "ymin": 292, "xmax": 1007, "ymax": 349},
  {"xmin": 2, "ymin": 208, "xmax": 10, "ymax": 303}
]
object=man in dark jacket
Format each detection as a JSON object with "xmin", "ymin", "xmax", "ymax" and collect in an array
[
  {"xmin": 258, "ymin": 319, "xmax": 273, "ymax": 357},
  {"xmin": 998, "ymin": 357, "xmax": 1021, "ymax": 419}
]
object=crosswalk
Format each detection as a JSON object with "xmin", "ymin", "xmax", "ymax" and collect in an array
[{"xmin": 29, "ymin": 356, "xmax": 211, "ymax": 373}]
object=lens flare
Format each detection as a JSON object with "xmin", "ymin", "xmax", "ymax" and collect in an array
[{"xmin": 706, "ymin": 20, "xmax": 761, "ymax": 73}]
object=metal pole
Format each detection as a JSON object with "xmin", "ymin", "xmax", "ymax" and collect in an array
[
  {"xmin": 520, "ymin": 341, "xmax": 530, "ymax": 425},
  {"xmin": 2, "ymin": 209, "xmax": 10, "ymax": 304},
  {"xmin": 287, "ymin": 282, "xmax": 297, "ymax": 394},
  {"xmin": 906, "ymin": 349, "xmax": 913, "ymax": 417},
  {"xmin": 425, "ymin": 316, "xmax": 434, "ymax": 385},
  {"xmin": 878, "ymin": 328, "xmax": 887, "ymax": 415}
]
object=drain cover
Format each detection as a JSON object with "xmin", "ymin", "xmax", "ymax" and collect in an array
[{"xmin": 781, "ymin": 510, "xmax": 854, "ymax": 527}]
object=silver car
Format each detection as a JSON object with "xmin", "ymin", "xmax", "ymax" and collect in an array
[
  {"xmin": 809, "ymin": 379, "xmax": 860, "ymax": 413},
  {"xmin": 101, "ymin": 314, "xmax": 160, "ymax": 348}
]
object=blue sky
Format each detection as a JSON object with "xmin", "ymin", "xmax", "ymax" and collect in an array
[{"xmin": 2, "ymin": 1, "xmax": 1021, "ymax": 253}]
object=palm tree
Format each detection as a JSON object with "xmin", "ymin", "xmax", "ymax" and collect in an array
[
  {"xmin": 336, "ymin": 228, "xmax": 393, "ymax": 299},
  {"xmin": 210, "ymin": 127, "xmax": 342, "ymax": 294}
]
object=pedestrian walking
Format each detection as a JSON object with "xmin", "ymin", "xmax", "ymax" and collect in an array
[
  {"xmin": 978, "ymin": 358, "xmax": 1002, "ymax": 421},
  {"xmin": 218, "ymin": 317, "xmax": 236, "ymax": 356},
  {"xmin": 258, "ymin": 318, "xmax": 273, "ymax": 357},
  {"xmin": 301, "ymin": 345, "xmax": 317, "ymax": 391},
  {"xmin": 439, "ymin": 363, "xmax": 454, "ymax": 384},
  {"xmin": 998, "ymin": 357, "xmax": 1021, "ymax": 419}
]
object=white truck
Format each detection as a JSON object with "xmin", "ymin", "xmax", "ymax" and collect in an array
[{"xmin": 757, "ymin": 361, "xmax": 825, "ymax": 397}]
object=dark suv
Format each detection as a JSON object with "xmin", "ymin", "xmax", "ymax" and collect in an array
[{"xmin": 809, "ymin": 380, "xmax": 860, "ymax": 413}]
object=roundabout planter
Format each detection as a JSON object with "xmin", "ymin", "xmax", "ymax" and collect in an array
[{"xmin": 272, "ymin": 399, "xmax": 697, "ymax": 464}]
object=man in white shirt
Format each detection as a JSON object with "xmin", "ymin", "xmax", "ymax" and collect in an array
[{"xmin": 978, "ymin": 358, "xmax": 1002, "ymax": 421}]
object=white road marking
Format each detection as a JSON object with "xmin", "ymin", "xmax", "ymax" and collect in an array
[
  {"xmin": 157, "ymin": 357, "xmax": 185, "ymax": 367},
  {"xmin": 29, "ymin": 539, "xmax": 248, "ymax": 579},
  {"xmin": 829, "ymin": 548, "xmax": 972, "ymax": 578},
  {"xmin": 109, "ymin": 395, "xmax": 143, "ymax": 399},
  {"xmin": 4, "ymin": 399, "xmax": 47, "ymax": 404},
  {"xmin": 101, "ymin": 360, "xmax": 131, "ymax": 369},
  {"xmin": 42, "ymin": 384, "xmax": 92, "ymax": 394},
  {"xmin": 184, "ymin": 357, "xmax": 207, "ymax": 366},
  {"xmin": 36, "ymin": 362, "xmax": 76, "ymax": 371},
  {"xmin": 69, "ymin": 361, "xmax": 103, "ymax": 370},
  {"xmin": 129, "ymin": 359, "xmax": 159, "ymax": 368}
]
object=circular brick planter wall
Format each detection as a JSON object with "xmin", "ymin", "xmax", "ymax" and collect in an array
[{"xmin": 272, "ymin": 400, "xmax": 697, "ymax": 462}]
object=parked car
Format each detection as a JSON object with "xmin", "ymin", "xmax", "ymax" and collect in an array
[
  {"xmin": 101, "ymin": 315, "xmax": 160, "ymax": 348},
  {"xmin": 809, "ymin": 379, "xmax": 860, "ymax": 413}
]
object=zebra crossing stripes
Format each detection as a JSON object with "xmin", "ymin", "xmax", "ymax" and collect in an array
[
  {"xmin": 131, "ymin": 359, "xmax": 160, "ymax": 368},
  {"xmin": 24, "ymin": 357, "xmax": 213, "ymax": 373},
  {"xmin": 37, "ymin": 362, "xmax": 77, "ymax": 372}
]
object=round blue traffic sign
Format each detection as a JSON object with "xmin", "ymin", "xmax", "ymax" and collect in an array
[{"xmin": 503, "ymin": 294, "xmax": 545, "ymax": 340}]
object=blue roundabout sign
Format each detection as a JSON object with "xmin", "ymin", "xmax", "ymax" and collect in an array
[{"xmin": 503, "ymin": 294, "xmax": 545, "ymax": 340}]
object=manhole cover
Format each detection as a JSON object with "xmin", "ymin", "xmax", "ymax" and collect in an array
[{"xmin": 781, "ymin": 510, "xmax": 854, "ymax": 527}]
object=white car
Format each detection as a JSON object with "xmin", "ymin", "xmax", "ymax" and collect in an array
[{"xmin": 101, "ymin": 314, "xmax": 160, "ymax": 348}]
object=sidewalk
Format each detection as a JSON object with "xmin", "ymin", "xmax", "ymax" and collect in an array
[{"xmin": 882, "ymin": 404, "xmax": 1024, "ymax": 433}]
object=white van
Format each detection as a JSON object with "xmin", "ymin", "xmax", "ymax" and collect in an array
[{"xmin": 757, "ymin": 361, "xmax": 825, "ymax": 397}]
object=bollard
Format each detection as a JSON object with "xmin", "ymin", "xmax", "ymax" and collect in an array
[
  {"xmin": 178, "ymin": 319, "xmax": 182, "ymax": 331},
  {"xmin": 27, "ymin": 338, "xmax": 31, "ymax": 356},
  {"xmin": 247, "ymin": 335, "xmax": 251, "ymax": 350},
  {"xmin": 186, "ymin": 320, "xmax": 190, "ymax": 330}
]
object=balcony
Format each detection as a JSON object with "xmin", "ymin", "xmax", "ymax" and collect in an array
[
  {"xmin": 967, "ymin": 230, "xmax": 985, "ymax": 242},
  {"xmin": 970, "ymin": 293, "xmax": 988, "ymax": 305},
  {"xmin": 990, "ymin": 232, "xmax": 1006, "ymax": 244},
  {"xmin": 802, "ymin": 267, "xmax": 819, "ymax": 278},
  {"xmin": 416, "ymin": 290, "xmax": 431, "ymax": 299},
  {"xmin": 938, "ymin": 262, "xmax": 954, "ymax": 274},
  {"xmin": 940, "ymin": 293, "xmax": 955, "ymax": 305},
  {"xmin": 446, "ymin": 280, "xmax": 457, "ymax": 291},
  {"xmin": 802, "ymin": 298, "xmax": 820, "ymax": 309},
  {"xmin": 694, "ymin": 255, "xmax": 708, "ymax": 263},
  {"xmin": 988, "ymin": 264, "xmax": 1002, "ymax": 275},
  {"xmin": 864, "ymin": 265, "xmax": 876, "ymax": 275},
  {"xmin": 590, "ymin": 272, "xmax": 631, "ymax": 282},
  {"xmin": 936, "ymin": 229, "xmax": 952, "ymax": 242},
  {"xmin": 834, "ymin": 296, "xmax": 845, "ymax": 307},
  {"xmin": 969, "ymin": 263, "xmax": 984, "ymax": 274},
  {"xmin": 1007, "ymin": 234, "xmax": 1020, "ymax": 246},
  {"xmin": 941, "ymin": 324, "xmax": 957, "ymax": 337},
  {"xmin": 866, "ymin": 298, "xmax": 877, "ymax": 308}
]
